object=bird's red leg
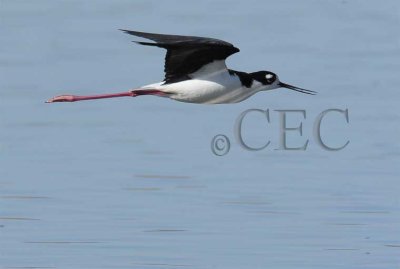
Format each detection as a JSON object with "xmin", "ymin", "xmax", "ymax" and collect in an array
[{"xmin": 46, "ymin": 89, "xmax": 169, "ymax": 103}]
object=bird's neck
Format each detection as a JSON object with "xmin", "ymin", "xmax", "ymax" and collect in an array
[{"xmin": 228, "ymin": 69, "xmax": 254, "ymax": 88}]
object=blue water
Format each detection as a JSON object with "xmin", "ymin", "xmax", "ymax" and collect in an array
[{"xmin": 1, "ymin": 1, "xmax": 400, "ymax": 268}]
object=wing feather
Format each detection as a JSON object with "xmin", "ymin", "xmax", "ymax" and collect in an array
[{"xmin": 120, "ymin": 29, "xmax": 239, "ymax": 83}]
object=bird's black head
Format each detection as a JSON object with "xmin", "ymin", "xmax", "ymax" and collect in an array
[
  {"xmin": 251, "ymin": 71, "xmax": 278, "ymax": 85},
  {"xmin": 251, "ymin": 70, "xmax": 316, "ymax": 95}
]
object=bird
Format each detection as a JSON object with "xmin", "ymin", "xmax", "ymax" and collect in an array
[{"xmin": 46, "ymin": 30, "xmax": 316, "ymax": 104}]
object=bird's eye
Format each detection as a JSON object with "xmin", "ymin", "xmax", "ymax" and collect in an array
[{"xmin": 265, "ymin": 73, "xmax": 275, "ymax": 82}]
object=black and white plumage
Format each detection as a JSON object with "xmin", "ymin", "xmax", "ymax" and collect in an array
[
  {"xmin": 120, "ymin": 29, "xmax": 240, "ymax": 84},
  {"xmin": 46, "ymin": 30, "xmax": 315, "ymax": 104}
]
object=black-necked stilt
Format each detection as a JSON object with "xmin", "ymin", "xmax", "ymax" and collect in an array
[{"xmin": 46, "ymin": 30, "xmax": 316, "ymax": 104}]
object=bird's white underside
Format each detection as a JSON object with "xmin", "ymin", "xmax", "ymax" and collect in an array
[{"xmin": 141, "ymin": 60, "xmax": 268, "ymax": 104}]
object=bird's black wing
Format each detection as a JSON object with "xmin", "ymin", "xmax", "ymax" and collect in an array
[{"xmin": 120, "ymin": 30, "xmax": 240, "ymax": 84}]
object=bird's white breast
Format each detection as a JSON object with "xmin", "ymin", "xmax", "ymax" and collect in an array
[{"xmin": 146, "ymin": 61, "xmax": 263, "ymax": 104}]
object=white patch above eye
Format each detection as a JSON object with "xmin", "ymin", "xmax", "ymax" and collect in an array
[{"xmin": 265, "ymin": 74, "xmax": 274, "ymax": 80}]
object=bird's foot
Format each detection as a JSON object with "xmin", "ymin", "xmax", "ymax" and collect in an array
[{"xmin": 46, "ymin": 95, "xmax": 78, "ymax": 103}]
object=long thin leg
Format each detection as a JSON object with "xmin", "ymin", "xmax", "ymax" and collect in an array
[{"xmin": 46, "ymin": 89, "xmax": 169, "ymax": 103}]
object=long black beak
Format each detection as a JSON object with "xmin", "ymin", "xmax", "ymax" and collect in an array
[{"xmin": 278, "ymin": 82, "xmax": 316, "ymax": 95}]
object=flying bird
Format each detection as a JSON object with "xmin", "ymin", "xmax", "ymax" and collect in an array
[{"xmin": 46, "ymin": 30, "xmax": 315, "ymax": 104}]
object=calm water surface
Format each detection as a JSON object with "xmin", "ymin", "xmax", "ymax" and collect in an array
[{"xmin": 1, "ymin": 1, "xmax": 400, "ymax": 268}]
